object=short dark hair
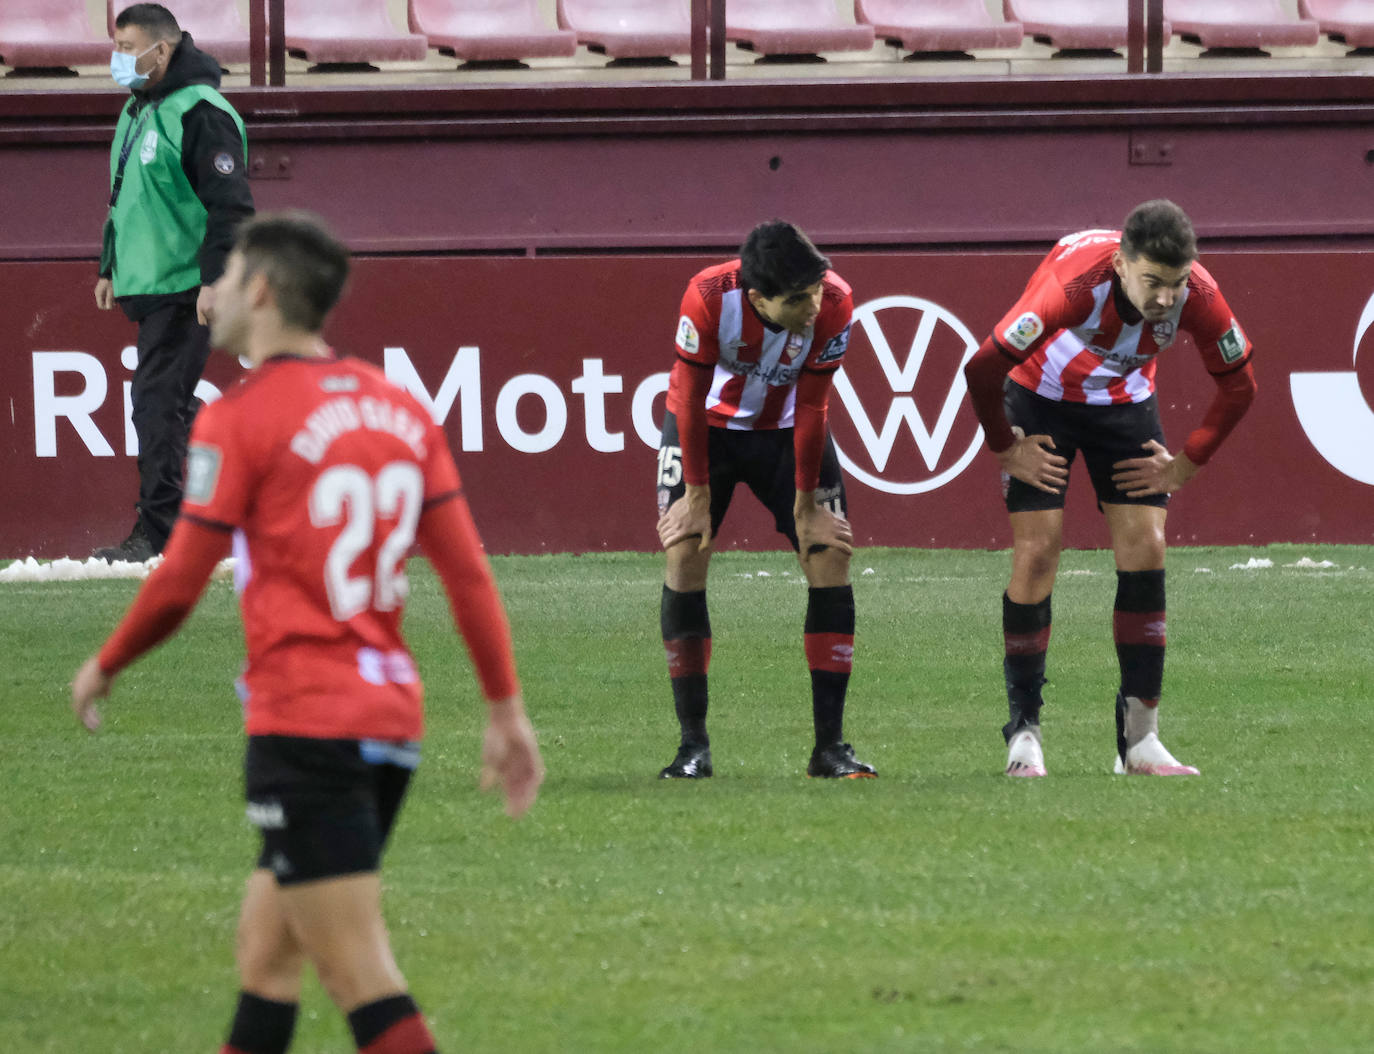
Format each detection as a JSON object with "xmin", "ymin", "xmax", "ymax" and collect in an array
[
  {"xmin": 233, "ymin": 212, "xmax": 350, "ymax": 333},
  {"xmin": 739, "ymin": 220, "xmax": 831, "ymax": 298},
  {"xmin": 114, "ymin": 4, "xmax": 182, "ymax": 42},
  {"xmin": 1120, "ymin": 199, "xmax": 1197, "ymax": 268}
]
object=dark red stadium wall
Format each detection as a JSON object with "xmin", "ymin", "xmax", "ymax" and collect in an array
[
  {"xmin": 6, "ymin": 251, "xmax": 1373, "ymax": 557},
  {"xmin": 2, "ymin": 76, "xmax": 1372, "ymax": 556},
  {"xmin": 7, "ymin": 76, "xmax": 1374, "ymax": 258}
]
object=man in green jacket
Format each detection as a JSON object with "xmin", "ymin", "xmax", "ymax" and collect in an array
[{"xmin": 94, "ymin": 3, "xmax": 255, "ymax": 562}]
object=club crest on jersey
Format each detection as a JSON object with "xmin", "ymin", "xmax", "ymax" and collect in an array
[
  {"xmin": 1218, "ymin": 320, "xmax": 1246, "ymax": 363},
  {"xmin": 185, "ymin": 443, "xmax": 222, "ymax": 504},
  {"xmin": 1151, "ymin": 319, "xmax": 1176, "ymax": 347},
  {"xmin": 816, "ymin": 322, "xmax": 851, "ymax": 365},
  {"xmin": 1003, "ymin": 311, "xmax": 1044, "ymax": 351},
  {"xmin": 676, "ymin": 315, "xmax": 700, "ymax": 355}
]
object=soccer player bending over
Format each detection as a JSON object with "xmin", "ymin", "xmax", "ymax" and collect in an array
[
  {"xmin": 963, "ymin": 199, "xmax": 1256, "ymax": 779},
  {"xmin": 72, "ymin": 212, "xmax": 543, "ymax": 1054},
  {"xmin": 655, "ymin": 220, "xmax": 876, "ymax": 780}
]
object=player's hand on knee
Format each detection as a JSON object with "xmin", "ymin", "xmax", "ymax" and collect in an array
[
  {"xmin": 1112, "ymin": 440, "xmax": 1196, "ymax": 496},
  {"xmin": 796, "ymin": 503, "xmax": 853, "ymax": 559},
  {"xmin": 657, "ymin": 488, "xmax": 712, "ymax": 552},
  {"xmin": 999, "ymin": 430, "xmax": 1068, "ymax": 493}
]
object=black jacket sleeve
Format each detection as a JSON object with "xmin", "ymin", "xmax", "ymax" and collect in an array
[{"xmin": 180, "ymin": 101, "xmax": 255, "ymax": 286}]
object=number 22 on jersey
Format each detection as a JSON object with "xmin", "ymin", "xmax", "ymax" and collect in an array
[{"xmin": 309, "ymin": 461, "xmax": 423, "ymax": 621}]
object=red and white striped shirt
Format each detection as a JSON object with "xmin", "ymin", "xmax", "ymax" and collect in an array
[
  {"xmin": 665, "ymin": 260, "xmax": 853, "ymax": 488},
  {"xmin": 993, "ymin": 229, "xmax": 1251, "ymax": 406}
]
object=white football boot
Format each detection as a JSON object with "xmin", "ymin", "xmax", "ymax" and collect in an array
[
  {"xmin": 1113, "ymin": 695, "xmax": 1199, "ymax": 775},
  {"xmin": 1005, "ymin": 726, "xmax": 1047, "ymax": 778},
  {"xmin": 1115, "ymin": 732, "xmax": 1200, "ymax": 776}
]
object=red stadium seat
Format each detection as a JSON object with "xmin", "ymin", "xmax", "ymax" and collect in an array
[
  {"xmin": 1165, "ymin": 0, "xmax": 1320, "ymax": 48},
  {"xmin": 556, "ymin": 0, "xmax": 692, "ymax": 60},
  {"xmin": 275, "ymin": 0, "xmax": 429, "ymax": 65},
  {"xmin": 856, "ymin": 0, "xmax": 1023, "ymax": 54},
  {"xmin": 409, "ymin": 0, "xmax": 577, "ymax": 63},
  {"xmin": 726, "ymin": 0, "xmax": 877, "ymax": 57},
  {"xmin": 1299, "ymin": 0, "xmax": 1374, "ymax": 48},
  {"xmin": 1003, "ymin": 0, "xmax": 1168, "ymax": 51},
  {"xmin": 106, "ymin": 0, "xmax": 252, "ymax": 66},
  {"xmin": 0, "ymin": 0, "xmax": 111, "ymax": 71}
]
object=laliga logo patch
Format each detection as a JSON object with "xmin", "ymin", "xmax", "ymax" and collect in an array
[
  {"xmin": 1290, "ymin": 291, "xmax": 1374, "ymax": 485},
  {"xmin": 1003, "ymin": 311, "xmax": 1043, "ymax": 352},
  {"xmin": 139, "ymin": 129, "xmax": 158, "ymax": 164},
  {"xmin": 1217, "ymin": 320, "xmax": 1246, "ymax": 363},
  {"xmin": 184, "ymin": 443, "xmax": 222, "ymax": 504},
  {"xmin": 675, "ymin": 315, "xmax": 700, "ymax": 355},
  {"xmin": 829, "ymin": 295, "xmax": 984, "ymax": 496}
]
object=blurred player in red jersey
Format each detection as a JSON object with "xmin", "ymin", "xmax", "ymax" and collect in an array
[
  {"xmin": 963, "ymin": 200, "xmax": 1256, "ymax": 779},
  {"xmin": 71, "ymin": 212, "xmax": 542, "ymax": 1054},
  {"xmin": 655, "ymin": 220, "xmax": 876, "ymax": 780}
]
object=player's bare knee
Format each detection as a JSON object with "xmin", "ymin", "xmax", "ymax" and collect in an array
[
  {"xmin": 1111, "ymin": 519, "xmax": 1166, "ymax": 570},
  {"xmin": 801, "ymin": 547, "xmax": 849, "ymax": 588},
  {"xmin": 237, "ymin": 930, "xmax": 303, "ymax": 995},
  {"xmin": 1013, "ymin": 537, "xmax": 1061, "ymax": 583},
  {"xmin": 665, "ymin": 544, "xmax": 711, "ymax": 592}
]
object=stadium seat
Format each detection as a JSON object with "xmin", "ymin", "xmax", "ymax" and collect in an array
[
  {"xmin": 0, "ymin": 0, "xmax": 111, "ymax": 72},
  {"xmin": 1299, "ymin": 0, "xmax": 1374, "ymax": 48},
  {"xmin": 106, "ymin": 0, "xmax": 252, "ymax": 66},
  {"xmin": 1003, "ymin": 0, "xmax": 1169, "ymax": 51},
  {"xmin": 275, "ymin": 0, "xmax": 429, "ymax": 66},
  {"xmin": 1164, "ymin": 0, "xmax": 1320, "ymax": 49},
  {"xmin": 409, "ymin": 0, "xmax": 577, "ymax": 63},
  {"xmin": 856, "ymin": 0, "xmax": 1023, "ymax": 55},
  {"xmin": 725, "ymin": 0, "xmax": 877, "ymax": 57},
  {"xmin": 555, "ymin": 0, "xmax": 692, "ymax": 61}
]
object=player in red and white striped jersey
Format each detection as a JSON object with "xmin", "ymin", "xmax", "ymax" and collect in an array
[
  {"xmin": 655, "ymin": 221, "xmax": 876, "ymax": 780},
  {"xmin": 963, "ymin": 200, "xmax": 1257, "ymax": 780},
  {"xmin": 72, "ymin": 213, "xmax": 542, "ymax": 1054}
]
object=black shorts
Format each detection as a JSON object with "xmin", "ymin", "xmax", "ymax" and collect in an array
[
  {"xmin": 244, "ymin": 735, "xmax": 418, "ymax": 887},
  {"xmin": 1002, "ymin": 381, "xmax": 1170, "ymax": 513},
  {"xmin": 656, "ymin": 411, "xmax": 847, "ymax": 552}
]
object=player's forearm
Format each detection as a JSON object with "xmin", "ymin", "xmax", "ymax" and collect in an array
[
  {"xmin": 793, "ymin": 488, "xmax": 823, "ymax": 520},
  {"xmin": 964, "ymin": 339, "xmax": 1018, "ymax": 453},
  {"xmin": 420, "ymin": 499, "xmax": 520, "ymax": 702},
  {"xmin": 1182, "ymin": 362, "xmax": 1257, "ymax": 465},
  {"xmin": 97, "ymin": 520, "xmax": 227, "ymax": 675}
]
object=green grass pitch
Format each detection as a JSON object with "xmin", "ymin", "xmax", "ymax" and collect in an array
[{"xmin": 3, "ymin": 545, "xmax": 1372, "ymax": 1052}]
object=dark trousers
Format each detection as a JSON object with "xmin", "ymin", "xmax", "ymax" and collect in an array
[{"xmin": 129, "ymin": 300, "xmax": 210, "ymax": 552}]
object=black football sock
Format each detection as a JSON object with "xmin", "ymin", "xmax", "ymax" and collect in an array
[
  {"xmin": 661, "ymin": 585, "xmax": 711, "ymax": 747},
  {"xmin": 1114, "ymin": 569, "xmax": 1166, "ymax": 756},
  {"xmin": 221, "ymin": 991, "xmax": 298, "ymax": 1054},
  {"xmin": 348, "ymin": 993, "xmax": 437, "ymax": 1053},
  {"xmin": 804, "ymin": 585, "xmax": 855, "ymax": 748},
  {"xmin": 1003, "ymin": 592, "xmax": 1051, "ymax": 742}
]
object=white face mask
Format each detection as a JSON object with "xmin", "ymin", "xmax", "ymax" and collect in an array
[{"xmin": 110, "ymin": 42, "xmax": 161, "ymax": 89}]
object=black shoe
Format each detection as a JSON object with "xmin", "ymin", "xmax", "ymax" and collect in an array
[
  {"xmin": 807, "ymin": 742, "xmax": 877, "ymax": 779},
  {"xmin": 659, "ymin": 743, "xmax": 712, "ymax": 779},
  {"xmin": 92, "ymin": 521, "xmax": 156, "ymax": 563}
]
